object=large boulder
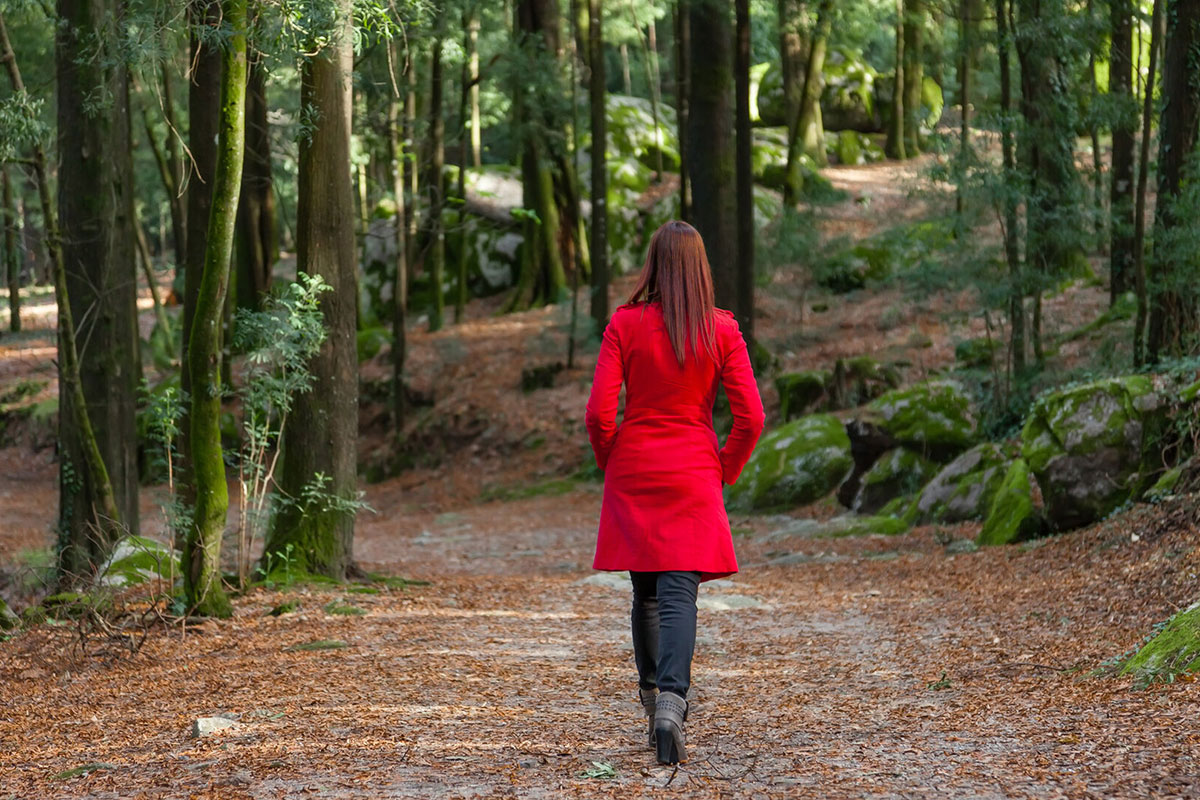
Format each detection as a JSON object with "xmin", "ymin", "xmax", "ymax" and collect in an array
[
  {"xmin": 912, "ymin": 442, "xmax": 1010, "ymax": 524},
  {"xmin": 821, "ymin": 50, "xmax": 880, "ymax": 132},
  {"xmin": 1021, "ymin": 376, "xmax": 1166, "ymax": 530},
  {"xmin": 604, "ymin": 94, "xmax": 680, "ymax": 174},
  {"xmin": 852, "ymin": 447, "xmax": 940, "ymax": 514},
  {"xmin": 864, "ymin": 380, "xmax": 977, "ymax": 460},
  {"xmin": 777, "ymin": 371, "xmax": 831, "ymax": 421},
  {"xmin": 726, "ymin": 414, "xmax": 854, "ymax": 511},
  {"xmin": 98, "ymin": 536, "xmax": 181, "ymax": 588},
  {"xmin": 977, "ymin": 458, "xmax": 1045, "ymax": 546}
]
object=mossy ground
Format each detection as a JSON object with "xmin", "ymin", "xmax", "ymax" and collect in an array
[{"xmin": 1121, "ymin": 603, "xmax": 1200, "ymax": 688}]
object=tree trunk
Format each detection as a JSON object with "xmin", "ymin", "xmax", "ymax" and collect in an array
[
  {"xmin": 688, "ymin": 0, "xmax": 736, "ymax": 310},
  {"xmin": 179, "ymin": 0, "xmax": 223, "ymax": 546},
  {"xmin": 674, "ymin": 1, "xmax": 691, "ymax": 221},
  {"xmin": 620, "ymin": 42, "xmax": 632, "ymax": 95},
  {"xmin": 1133, "ymin": 0, "xmax": 1163, "ymax": 365},
  {"xmin": 456, "ymin": 5, "xmax": 474, "ymax": 324},
  {"xmin": 995, "ymin": 0, "xmax": 1024, "ymax": 373},
  {"xmin": 405, "ymin": 51, "xmax": 419, "ymax": 287},
  {"xmin": 2, "ymin": 167, "xmax": 18, "ymax": 333},
  {"xmin": 1110, "ymin": 0, "xmax": 1135, "ymax": 301},
  {"xmin": 885, "ymin": 0, "xmax": 906, "ymax": 160},
  {"xmin": 53, "ymin": 0, "xmax": 140, "ymax": 573},
  {"xmin": 389, "ymin": 38, "xmax": 409, "ymax": 431},
  {"xmin": 184, "ymin": 0, "xmax": 247, "ymax": 618},
  {"xmin": 469, "ymin": 16, "xmax": 481, "ymax": 168},
  {"xmin": 955, "ymin": 0, "xmax": 970, "ymax": 220},
  {"xmin": 427, "ymin": 16, "xmax": 445, "ymax": 331},
  {"xmin": 235, "ymin": 58, "xmax": 275, "ymax": 313},
  {"xmin": 267, "ymin": 0, "xmax": 358, "ymax": 579},
  {"xmin": 777, "ymin": 0, "xmax": 806, "ymax": 138},
  {"xmin": 589, "ymin": 0, "xmax": 608, "ymax": 330},
  {"xmin": 735, "ymin": 0, "xmax": 754, "ymax": 343},
  {"xmin": 787, "ymin": 0, "xmax": 831, "ymax": 183},
  {"xmin": 901, "ymin": 0, "xmax": 924, "ymax": 156},
  {"xmin": 1146, "ymin": 0, "xmax": 1200, "ymax": 362}
]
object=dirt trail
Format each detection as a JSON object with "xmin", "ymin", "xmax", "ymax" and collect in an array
[{"xmin": 1, "ymin": 483, "xmax": 1198, "ymax": 799}]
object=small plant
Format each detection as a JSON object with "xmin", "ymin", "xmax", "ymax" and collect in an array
[{"xmin": 578, "ymin": 761, "xmax": 617, "ymax": 780}]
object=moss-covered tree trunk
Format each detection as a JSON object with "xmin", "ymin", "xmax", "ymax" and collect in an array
[
  {"xmin": 178, "ymin": 0, "xmax": 222, "ymax": 549},
  {"xmin": 777, "ymin": 0, "xmax": 807, "ymax": 139},
  {"xmin": 388, "ymin": 36, "xmax": 408, "ymax": 432},
  {"xmin": 688, "ymin": 0, "xmax": 736, "ymax": 309},
  {"xmin": 456, "ymin": 8, "xmax": 473, "ymax": 325},
  {"xmin": 54, "ymin": 0, "xmax": 141, "ymax": 573},
  {"xmin": 1109, "ymin": 0, "xmax": 1135, "ymax": 302},
  {"xmin": 427, "ymin": 14, "xmax": 445, "ymax": 332},
  {"xmin": 901, "ymin": 0, "xmax": 924, "ymax": 156},
  {"xmin": 184, "ymin": 0, "xmax": 247, "ymax": 618},
  {"xmin": 734, "ymin": 0, "xmax": 754, "ymax": 343},
  {"xmin": 787, "ymin": 0, "xmax": 831, "ymax": 180},
  {"xmin": 1132, "ymin": 0, "xmax": 1164, "ymax": 365},
  {"xmin": 2, "ymin": 166, "xmax": 18, "ymax": 334},
  {"xmin": 885, "ymin": 0, "xmax": 906, "ymax": 160},
  {"xmin": 1146, "ymin": 0, "xmax": 1200, "ymax": 362},
  {"xmin": 589, "ymin": 0, "xmax": 608, "ymax": 330},
  {"xmin": 266, "ymin": 0, "xmax": 358, "ymax": 579},
  {"xmin": 235, "ymin": 58, "xmax": 276, "ymax": 313}
]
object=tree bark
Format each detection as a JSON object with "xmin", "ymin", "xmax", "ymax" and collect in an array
[
  {"xmin": 955, "ymin": 0, "xmax": 970, "ymax": 220},
  {"xmin": 995, "ymin": 0, "xmax": 1024, "ymax": 373},
  {"xmin": 777, "ymin": 0, "xmax": 806, "ymax": 138},
  {"xmin": 235, "ymin": 58, "xmax": 275, "ymax": 313},
  {"xmin": 688, "ymin": 0, "xmax": 736, "ymax": 310},
  {"xmin": 1133, "ymin": 0, "xmax": 1163, "ymax": 365},
  {"xmin": 184, "ymin": 0, "xmax": 247, "ymax": 618},
  {"xmin": 674, "ymin": 1, "xmax": 691, "ymax": 221},
  {"xmin": 267, "ymin": 0, "xmax": 358, "ymax": 579},
  {"xmin": 885, "ymin": 0, "xmax": 906, "ymax": 160},
  {"xmin": 1109, "ymin": 0, "xmax": 1135, "ymax": 300},
  {"xmin": 53, "ymin": 0, "xmax": 140, "ymax": 571},
  {"xmin": 787, "ymin": 0, "xmax": 831, "ymax": 182},
  {"xmin": 2, "ymin": 167, "xmax": 18, "ymax": 333},
  {"xmin": 735, "ymin": 0, "xmax": 754, "ymax": 343},
  {"xmin": 589, "ymin": 0, "xmax": 609, "ymax": 330},
  {"xmin": 389, "ymin": 37, "xmax": 409, "ymax": 432},
  {"xmin": 1146, "ymin": 0, "xmax": 1200, "ymax": 362},
  {"xmin": 427, "ymin": 15, "xmax": 445, "ymax": 331},
  {"xmin": 901, "ymin": 0, "xmax": 924, "ymax": 156},
  {"xmin": 469, "ymin": 16, "xmax": 481, "ymax": 168}
]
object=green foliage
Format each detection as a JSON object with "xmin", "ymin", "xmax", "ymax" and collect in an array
[{"xmin": 1120, "ymin": 602, "xmax": 1200, "ymax": 689}]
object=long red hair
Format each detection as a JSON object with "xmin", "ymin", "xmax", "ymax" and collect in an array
[{"xmin": 626, "ymin": 220, "xmax": 718, "ymax": 366}]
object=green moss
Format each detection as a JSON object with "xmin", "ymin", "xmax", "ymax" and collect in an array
[
  {"xmin": 366, "ymin": 572, "xmax": 432, "ymax": 589},
  {"xmin": 99, "ymin": 536, "xmax": 181, "ymax": 588},
  {"xmin": 913, "ymin": 443, "xmax": 1010, "ymax": 524},
  {"xmin": 1146, "ymin": 466, "xmax": 1183, "ymax": 501},
  {"xmin": 1121, "ymin": 603, "xmax": 1200, "ymax": 688},
  {"xmin": 479, "ymin": 476, "xmax": 578, "ymax": 503},
  {"xmin": 776, "ymin": 371, "xmax": 830, "ymax": 420},
  {"xmin": 356, "ymin": 327, "xmax": 392, "ymax": 362},
  {"xmin": 867, "ymin": 380, "xmax": 977, "ymax": 457},
  {"xmin": 725, "ymin": 414, "xmax": 854, "ymax": 511},
  {"xmin": 978, "ymin": 459, "xmax": 1044, "ymax": 546},
  {"xmin": 954, "ymin": 337, "xmax": 1000, "ymax": 368},
  {"xmin": 0, "ymin": 596, "xmax": 18, "ymax": 630},
  {"xmin": 53, "ymin": 763, "xmax": 117, "ymax": 781},
  {"xmin": 853, "ymin": 447, "xmax": 940, "ymax": 514},
  {"xmin": 267, "ymin": 600, "xmax": 300, "ymax": 616},
  {"xmin": 323, "ymin": 601, "xmax": 366, "ymax": 616},
  {"xmin": 817, "ymin": 514, "xmax": 909, "ymax": 538}
]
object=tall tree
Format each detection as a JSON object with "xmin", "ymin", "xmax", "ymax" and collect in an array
[
  {"xmin": 735, "ymin": 0, "xmax": 754, "ymax": 341},
  {"xmin": 674, "ymin": 1, "xmax": 691, "ymax": 220},
  {"xmin": 185, "ymin": 0, "xmax": 248, "ymax": 617},
  {"xmin": 2, "ymin": 167, "xmax": 18, "ymax": 333},
  {"xmin": 1132, "ymin": 0, "xmax": 1164, "ymax": 364},
  {"xmin": 1146, "ymin": 0, "xmax": 1200, "ymax": 361},
  {"xmin": 468, "ymin": 14, "xmax": 482, "ymax": 168},
  {"xmin": 885, "ymin": 0, "xmax": 906, "ymax": 160},
  {"xmin": 1016, "ymin": 0, "xmax": 1087, "ymax": 365},
  {"xmin": 901, "ymin": 0, "xmax": 924, "ymax": 156},
  {"xmin": 588, "ymin": 0, "xmax": 608, "ymax": 330},
  {"xmin": 995, "ymin": 0, "xmax": 1024, "ymax": 372},
  {"xmin": 688, "ymin": 0, "xmax": 735, "ymax": 309},
  {"xmin": 777, "ymin": 0, "xmax": 806, "ymax": 140},
  {"xmin": 235, "ymin": 58, "xmax": 276, "ymax": 312},
  {"xmin": 267, "ymin": 0, "xmax": 359, "ymax": 578},
  {"xmin": 55, "ymin": 0, "xmax": 141, "ymax": 570},
  {"xmin": 1109, "ymin": 0, "xmax": 1135, "ymax": 301},
  {"xmin": 427, "ymin": 11, "xmax": 446, "ymax": 332},
  {"xmin": 786, "ymin": 0, "xmax": 831, "ymax": 181},
  {"xmin": 0, "ymin": 11, "xmax": 122, "ymax": 575},
  {"xmin": 389, "ymin": 36, "xmax": 409, "ymax": 430},
  {"xmin": 955, "ymin": 0, "xmax": 971, "ymax": 220}
]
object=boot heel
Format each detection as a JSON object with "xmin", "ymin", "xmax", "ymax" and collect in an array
[
  {"xmin": 654, "ymin": 724, "xmax": 687, "ymax": 764},
  {"xmin": 652, "ymin": 691, "xmax": 689, "ymax": 765}
]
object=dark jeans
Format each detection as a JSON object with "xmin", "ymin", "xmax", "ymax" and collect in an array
[{"xmin": 630, "ymin": 570, "xmax": 701, "ymax": 699}]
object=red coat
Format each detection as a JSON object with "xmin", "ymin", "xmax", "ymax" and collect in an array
[{"xmin": 585, "ymin": 302, "xmax": 765, "ymax": 581}]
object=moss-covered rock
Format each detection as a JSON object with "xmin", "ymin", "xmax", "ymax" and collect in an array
[
  {"xmin": 865, "ymin": 380, "xmax": 978, "ymax": 459},
  {"xmin": 1121, "ymin": 602, "xmax": 1200, "ymax": 688},
  {"xmin": 978, "ymin": 459, "xmax": 1045, "ymax": 546},
  {"xmin": 725, "ymin": 414, "xmax": 854, "ymax": 511},
  {"xmin": 604, "ymin": 94, "xmax": 679, "ymax": 174},
  {"xmin": 777, "ymin": 371, "xmax": 831, "ymax": 421},
  {"xmin": 98, "ymin": 536, "xmax": 181, "ymax": 588},
  {"xmin": 822, "ymin": 49, "xmax": 881, "ymax": 132},
  {"xmin": 0, "ymin": 596, "xmax": 18, "ymax": 630},
  {"xmin": 1021, "ymin": 375, "xmax": 1165, "ymax": 530},
  {"xmin": 816, "ymin": 513, "xmax": 909, "ymax": 538},
  {"xmin": 852, "ymin": 447, "xmax": 940, "ymax": 514},
  {"xmin": 912, "ymin": 442, "xmax": 1010, "ymax": 524}
]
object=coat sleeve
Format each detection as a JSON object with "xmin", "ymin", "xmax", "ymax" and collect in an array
[
  {"xmin": 585, "ymin": 319, "xmax": 624, "ymax": 471},
  {"xmin": 718, "ymin": 319, "xmax": 766, "ymax": 485}
]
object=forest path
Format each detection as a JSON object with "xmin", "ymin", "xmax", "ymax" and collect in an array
[{"xmin": 2, "ymin": 485, "xmax": 1198, "ymax": 798}]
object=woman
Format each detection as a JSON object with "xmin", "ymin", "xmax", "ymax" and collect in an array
[{"xmin": 585, "ymin": 220, "xmax": 765, "ymax": 765}]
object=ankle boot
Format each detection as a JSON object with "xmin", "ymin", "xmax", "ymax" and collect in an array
[
  {"xmin": 638, "ymin": 688, "xmax": 657, "ymax": 747},
  {"xmin": 653, "ymin": 691, "xmax": 688, "ymax": 765}
]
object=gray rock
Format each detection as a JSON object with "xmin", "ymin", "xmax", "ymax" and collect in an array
[{"xmin": 192, "ymin": 717, "xmax": 238, "ymax": 738}]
